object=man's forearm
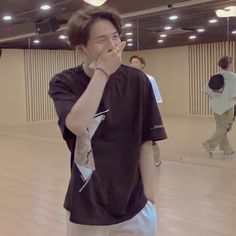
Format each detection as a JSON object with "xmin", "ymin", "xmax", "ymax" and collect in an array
[
  {"xmin": 66, "ymin": 69, "xmax": 108, "ymax": 135},
  {"xmin": 140, "ymin": 141, "xmax": 156, "ymax": 203}
]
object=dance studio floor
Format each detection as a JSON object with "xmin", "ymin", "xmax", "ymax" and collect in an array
[{"xmin": 0, "ymin": 116, "xmax": 235, "ymax": 236}]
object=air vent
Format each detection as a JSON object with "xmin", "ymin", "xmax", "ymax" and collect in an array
[{"xmin": 154, "ymin": 27, "xmax": 196, "ymax": 35}]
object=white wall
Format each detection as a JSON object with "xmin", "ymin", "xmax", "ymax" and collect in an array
[{"xmin": 0, "ymin": 49, "xmax": 26, "ymax": 126}]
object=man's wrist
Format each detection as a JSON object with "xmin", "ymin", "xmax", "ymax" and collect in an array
[{"xmin": 96, "ymin": 67, "xmax": 109, "ymax": 78}]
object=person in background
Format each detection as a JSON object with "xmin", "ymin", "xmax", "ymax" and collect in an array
[
  {"xmin": 130, "ymin": 55, "xmax": 162, "ymax": 103},
  {"xmin": 202, "ymin": 56, "xmax": 236, "ymax": 157},
  {"xmin": 49, "ymin": 6, "xmax": 167, "ymax": 236},
  {"xmin": 130, "ymin": 55, "xmax": 163, "ymax": 167}
]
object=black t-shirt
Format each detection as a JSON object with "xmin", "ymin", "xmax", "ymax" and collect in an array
[{"xmin": 49, "ymin": 64, "xmax": 167, "ymax": 225}]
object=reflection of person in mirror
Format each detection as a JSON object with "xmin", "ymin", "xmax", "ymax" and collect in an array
[
  {"xmin": 202, "ymin": 56, "xmax": 236, "ymax": 157},
  {"xmin": 49, "ymin": 6, "xmax": 167, "ymax": 236},
  {"xmin": 130, "ymin": 55, "xmax": 163, "ymax": 167},
  {"xmin": 130, "ymin": 55, "xmax": 162, "ymax": 104}
]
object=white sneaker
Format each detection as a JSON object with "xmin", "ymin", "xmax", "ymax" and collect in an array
[
  {"xmin": 202, "ymin": 142, "xmax": 213, "ymax": 158},
  {"xmin": 224, "ymin": 150, "xmax": 235, "ymax": 155},
  {"xmin": 155, "ymin": 160, "xmax": 162, "ymax": 167}
]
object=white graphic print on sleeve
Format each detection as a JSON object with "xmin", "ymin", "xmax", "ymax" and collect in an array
[{"xmin": 74, "ymin": 109, "xmax": 109, "ymax": 192}]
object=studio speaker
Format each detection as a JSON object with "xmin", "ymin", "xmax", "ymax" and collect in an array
[{"xmin": 35, "ymin": 17, "xmax": 60, "ymax": 34}]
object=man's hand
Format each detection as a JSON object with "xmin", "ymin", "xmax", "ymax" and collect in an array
[{"xmin": 96, "ymin": 41, "xmax": 126, "ymax": 76}]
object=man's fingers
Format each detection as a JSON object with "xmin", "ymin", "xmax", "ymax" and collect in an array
[
  {"xmin": 103, "ymin": 41, "xmax": 127, "ymax": 55},
  {"xmin": 117, "ymin": 41, "xmax": 126, "ymax": 52}
]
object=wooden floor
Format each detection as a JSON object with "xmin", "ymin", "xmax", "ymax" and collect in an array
[{"xmin": 0, "ymin": 116, "xmax": 236, "ymax": 236}]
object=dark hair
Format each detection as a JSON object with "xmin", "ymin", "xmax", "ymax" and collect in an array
[
  {"xmin": 67, "ymin": 7, "xmax": 122, "ymax": 48},
  {"xmin": 208, "ymin": 74, "xmax": 224, "ymax": 91},
  {"xmin": 218, "ymin": 56, "xmax": 232, "ymax": 69},
  {"xmin": 129, "ymin": 55, "xmax": 146, "ymax": 67}
]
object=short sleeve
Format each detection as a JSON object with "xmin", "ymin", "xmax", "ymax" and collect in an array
[
  {"xmin": 229, "ymin": 74, "xmax": 236, "ymax": 98},
  {"xmin": 141, "ymin": 74, "xmax": 167, "ymax": 143},
  {"xmin": 203, "ymin": 83, "xmax": 216, "ymax": 97},
  {"xmin": 148, "ymin": 75, "xmax": 163, "ymax": 103},
  {"xmin": 48, "ymin": 75, "xmax": 78, "ymax": 141}
]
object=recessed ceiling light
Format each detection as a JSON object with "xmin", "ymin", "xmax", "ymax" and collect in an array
[
  {"xmin": 164, "ymin": 26, "xmax": 172, "ymax": 30},
  {"xmin": 124, "ymin": 23, "xmax": 132, "ymax": 28},
  {"xmin": 189, "ymin": 35, "xmax": 197, "ymax": 40},
  {"xmin": 3, "ymin": 15, "xmax": 12, "ymax": 21},
  {"xmin": 169, "ymin": 15, "xmax": 178, "ymax": 20},
  {"xmin": 59, "ymin": 35, "xmax": 67, "ymax": 40},
  {"xmin": 232, "ymin": 30, "xmax": 236, "ymax": 34},
  {"xmin": 126, "ymin": 32, "xmax": 133, "ymax": 36},
  {"xmin": 83, "ymin": 0, "xmax": 107, "ymax": 6},
  {"xmin": 160, "ymin": 34, "xmax": 167, "ymax": 38},
  {"xmin": 127, "ymin": 43, "xmax": 133, "ymax": 46},
  {"xmin": 33, "ymin": 39, "xmax": 40, "ymax": 44},
  {"xmin": 197, "ymin": 28, "xmax": 205, "ymax": 32},
  {"xmin": 40, "ymin": 4, "xmax": 51, "ymax": 10},
  {"xmin": 158, "ymin": 39, "xmax": 164, "ymax": 43},
  {"xmin": 127, "ymin": 38, "xmax": 133, "ymax": 42},
  {"xmin": 209, "ymin": 19, "xmax": 218, "ymax": 24}
]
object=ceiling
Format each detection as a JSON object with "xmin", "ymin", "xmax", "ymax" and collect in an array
[{"xmin": 0, "ymin": 0, "xmax": 236, "ymax": 51}]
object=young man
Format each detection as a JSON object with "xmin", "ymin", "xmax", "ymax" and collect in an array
[
  {"xmin": 130, "ymin": 55, "xmax": 163, "ymax": 167},
  {"xmin": 202, "ymin": 56, "xmax": 236, "ymax": 157},
  {"xmin": 49, "ymin": 7, "xmax": 167, "ymax": 236},
  {"xmin": 130, "ymin": 55, "xmax": 162, "ymax": 104}
]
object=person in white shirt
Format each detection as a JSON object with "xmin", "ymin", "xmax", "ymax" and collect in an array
[
  {"xmin": 202, "ymin": 56, "xmax": 236, "ymax": 157},
  {"xmin": 130, "ymin": 55, "xmax": 163, "ymax": 166},
  {"xmin": 130, "ymin": 55, "xmax": 162, "ymax": 103}
]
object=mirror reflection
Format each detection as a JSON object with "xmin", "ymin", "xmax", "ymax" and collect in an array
[
  {"xmin": 1, "ymin": 0, "xmax": 236, "ymax": 165},
  {"xmin": 0, "ymin": 1, "xmax": 236, "ymax": 236}
]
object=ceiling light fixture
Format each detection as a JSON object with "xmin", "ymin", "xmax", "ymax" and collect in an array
[
  {"xmin": 189, "ymin": 35, "xmax": 196, "ymax": 40},
  {"xmin": 3, "ymin": 15, "xmax": 12, "ymax": 21},
  {"xmin": 126, "ymin": 32, "xmax": 133, "ymax": 36},
  {"xmin": 197, "ymin": 28, "xmax": 205, "ymax": 32},
  {"xmin": 33, "ymin": 39, "xmax": 40, "ymax": 44},
  {"xmin": 209, "ymin": 19, "xmax": 218, "ymax": 24},
  {"xmin": 215, "ymin": 6, "xmax": 236, "ymax": 17},
  {"xmin": 158, "ymin": 39, "xmax": 164, "ymax": 43},
  {"xmin": 124, "ymin": 23, "xmax": 133, "ymax": 28},
  {"xmin": 59, "ymin": 35, "xmax": 67, "ymax": 40},
  {"xmin": 126, "ymin": 38, "xmax": 133, "ymax": 42},
  {"xmin": 232, "ymin": 30, "xmax": 236, "ymax": 34},
  {"xmin": 169, "ymin": 15, "xmax": 178, "ymax": 20},
  {"xmin": 83, "ymin": 0, "xmax": 107, "ymax": 6},
  {"xmin": 127, "ymin": 43, "xmax": 133, "ymax": 46},
  {"xmin": 40, "ymin": 4, "xmax": 51, "ymax": 10},
  {"xmin": 164, "ymin": 26, "xmax": 172, "ymax": 30},
  {"xmin": 160, "ymin": 34, "xmax": 167, "ymax": 38}
]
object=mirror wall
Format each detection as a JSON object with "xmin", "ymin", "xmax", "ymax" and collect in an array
[
  {"xmin": 120, "ymin": 1, "xmax": 236, "ymax": 166},
  {"xmin": 0, "ymin": 0, "xmax": 236, "ymax": 168}
]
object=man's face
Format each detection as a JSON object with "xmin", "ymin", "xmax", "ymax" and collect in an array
[
  {"xmin": 130, "ymin": 58, "xmax": 144, "ymax": 70},
  {"xmin": 80, "ymin": 19, "xmax": 121, "ymax": 63}
]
